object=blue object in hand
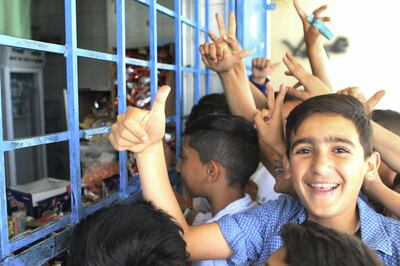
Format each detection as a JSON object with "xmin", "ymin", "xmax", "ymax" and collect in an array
[{"xmin": 307, "ymin": 14, "xmax": 334, "ymax": 40}]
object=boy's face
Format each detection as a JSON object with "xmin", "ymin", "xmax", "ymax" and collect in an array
[
  {"xmin": 176, "ymin": 137, "xmax": 207, "ymax": 197},
  {"xmin": 288, "ymin": 113, "xmax": 371, "ymax": 221}
]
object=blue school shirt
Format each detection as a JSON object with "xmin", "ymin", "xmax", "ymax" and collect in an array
[{"xmin": 217, "ymin": 195, "xmax": 400, "ymax": 265}]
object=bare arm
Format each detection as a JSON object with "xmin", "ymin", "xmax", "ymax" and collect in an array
[
  {"xmin": 363, "ymin": 169, "xmax": 400, "ymax": 217},
  {"xmin": 109, "ymin": 86, "xmax": 232, "ymax": 260},
  {"xmin": 293, "ymin": 0, "xmax": 333, "ymax": 89}
]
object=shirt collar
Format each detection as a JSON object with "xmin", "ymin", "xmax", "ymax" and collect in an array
[{"xmin": 357, "ymin": 197, "xmax": 393, "ymax": 255}]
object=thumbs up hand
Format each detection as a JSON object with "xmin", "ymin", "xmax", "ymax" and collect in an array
[{"xmin": 109, "ymin": 85, "xmax": 171, "ymax": 154}]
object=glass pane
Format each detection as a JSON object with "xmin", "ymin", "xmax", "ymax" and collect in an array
[
  {"xmin": 182, "ymin": 24, "xmax": 195, "ymax": 68},
  {"xmin": 157, "ymin": 11, "xmax": 175, "ymax": 64},
  {"xmin": 30, "ymin": 0, "xmax": 65, "ymax": 43},
  {"xmin": 6, "ymin": 142, "xmax": 70, "ymax": 238},
  {"xmin": 124, "ymin": 0, "xmax": 149, "ymax": 52},
  {"xmin": 0, "ymin": 49, "xmax": 67, "ymax": 139},
  {"xmin": 158, "ymin": 0, "xmax": 174, "ymax": 9},
  {"xmin": 77, "ymin": 0, "xmax": 110, "ymax": 53},
  {"xmin": 182, "ymin": 73, "xmax": 194, "ymax": 116},
  {"xmin": 182, "ymin": 0, "xmax": 194, "ymax": 20}
]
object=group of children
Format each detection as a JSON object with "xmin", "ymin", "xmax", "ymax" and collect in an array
[{"xmin": 69, "ymin": 0, "xmax": 400, "ymax": 265}]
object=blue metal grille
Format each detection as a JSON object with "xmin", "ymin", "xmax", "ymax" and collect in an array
[{"xmin": 0, "ymin": 0, "xmax": 273, "ymax": 264}]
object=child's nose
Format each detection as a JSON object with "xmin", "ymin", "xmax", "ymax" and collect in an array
[{"xmin": 312, "ymin": 151, "xmax": 333, "ymax": 175}]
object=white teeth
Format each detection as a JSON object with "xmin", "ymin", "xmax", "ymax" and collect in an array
[{"xmin": 309, "ymin": 183, "xmax": 339, "ymax": 189}]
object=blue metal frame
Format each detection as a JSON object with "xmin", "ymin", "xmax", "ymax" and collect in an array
[
  {"xmin": 0, "ymin": 0, "xmax": 215, "ymax": 264},
  {"xmin": 0, "ymin": 0, "xmax": 279, "ymax": 263}
]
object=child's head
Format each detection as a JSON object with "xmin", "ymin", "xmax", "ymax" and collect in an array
[
  {"xmin": 284, "ymin": 94, "xmax": 378, "ymax": 222},
  {"xmin": 68, "ymin": 199, "xmax": 188, "ymax": 266},
  {"xmin": 179, "ymin": 114, "xmax": 259, "ymax": 197},
  {"xmin": 371, "ymin": 109, "xmax": 400, "ymax": 187},
  {"xmin": 186, "ymin": 93, "xmax": 230, "ymax": 126},
  {"xmin": 266, "ymin": 221, "xmax": 384, "ymax": 266}
]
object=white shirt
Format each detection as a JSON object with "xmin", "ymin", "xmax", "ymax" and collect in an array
[
  {"xmin": 192, "ymin": 194, "xmax": 257, "ymax": 266},
  {"xmin": 250, "ymin": 163, "xmax": 281, "ymax": 203}
]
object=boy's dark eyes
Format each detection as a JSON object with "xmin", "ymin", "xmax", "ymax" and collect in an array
[
  {"xmin": 294, "ymin": 148, "xmax": 312, "ymax": 155},
  {"xmin": 333, "ymin": 147, "xmax": 350, "ymax": 153}
]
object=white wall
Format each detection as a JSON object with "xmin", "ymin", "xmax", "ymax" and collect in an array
[{"xmin": 270, "ymin": 0, "xmax": 400, "ymax": 111}]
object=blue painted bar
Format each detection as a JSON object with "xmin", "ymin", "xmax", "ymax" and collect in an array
[
  {"xmin": 156, "ymin": 3, "xmax": 175, "ymax": 18},
  {"xmin": 125, "ymin": 57, "xmax": 150, "ymax": 67},
  {"xmin": 82, "ymin": 193, "xmax": 119, "ymax": 217},
  {"xmin": 181, "ymin": 16, "xmax": 197, "ymax": 28},
  {"xmin": 0, "ymin": 227, "xmax": 73, "ymax": 266},
  {"xmin": 80, "ymin": 127, "xmax": 111, "ymax": 138},
  {"xmin": 194, "ymin": 0, "xmax": 201, "ymax": 102},
  {"xmin": 149, "ymin": 0, "xmax": 158, "ymax": 103},
  {"xmin": 135, "ymin": 0, "xmax": 150, "ymax": 6},
  {"xmin": 174, "ymin": 0, "xmax": 182, "ymax": 160},
  {"xmin": 1, "ymin": 132, "xmax": 69, "ymax": 152},
  {"xmin": 0, "ymin": 34, "xmax": 65, "ymax": 55},
  {"xmin": 116, "ymin": 0, "xmax": 128, "ymax": 200},
  {"xmin": 158, "ymin": 62, "xmax": 176, "ymax": 71},
  {"xmin": 76, "ymin": 48, "xmax": 117, "ymax": 62},
  {"xmin": 229, "ymin": 0, "xmax": 235, "ymax": 13},
  {"xmin": 205, "ymin": 0, "xmax": 211, "ymax": 94},
  {"xmin": 236, "ymin": 0, "xmax": 244, "ymax": 48},
  {"xmin": 9, "ymin": 215, "xmax": 71, "ymax": 253},
  {"xmin": 0, "ymin": 68, "xmax": 9, "ymax": 261},
  {"xmin": 65, "ymin": 0, "xmax": 82, "ymax": 224}
]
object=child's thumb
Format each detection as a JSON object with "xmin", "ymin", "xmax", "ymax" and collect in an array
[{"xmin": 152, "ymin": 85, "xmax": 171, "ymax": 114}]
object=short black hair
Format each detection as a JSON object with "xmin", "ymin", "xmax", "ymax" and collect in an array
[
  {"xmin": 186, "ymin": 93, "xmax": 230, "ymax": 126},
  {"xmin": 371, "ymin": 109, "xmax": 400, "ymax": 136},
  {"xmin": 184, "ymin": 114, "xmax": 260, "ymax": 189},
  {"xmin": 285, "ymin": 94, "xmax": 372, "ymax": 158},
  {"xmin": 68, "ymin": 199, "xmax": 188, "ymax": 266},
  {"xmin": 281, "ymin": 221, "xmax": 384, "ymax": 266}
]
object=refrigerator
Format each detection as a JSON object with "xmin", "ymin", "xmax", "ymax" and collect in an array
[{"xmin": 0, "ymin": 47, "xmax": 47, "ymax": 186}]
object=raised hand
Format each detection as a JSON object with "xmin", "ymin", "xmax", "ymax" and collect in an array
[
  {"xmin": 251, "ymin": 58, "xmax": 280, "ymax": 84},
  {"xmin": 200, "ymin": 38, "xmax": 251, "ymax": 73},
  {"xmin": 109, "ymin": 85, "xmax": 170, "ymax": 154},
  {"xmin": 253, "ymin": 84, "xmax": 287, "ymax": 156},
  {"xmin": 293, "ymin": 0, "xmax": 330, "ymax": 47},
  {"xmin": 283, "ymin": 52, "xmax": 330, "ymax": 101},
  {"xmin": 336, "ymin": 87, "xmax": 385, "ymax": 113}
]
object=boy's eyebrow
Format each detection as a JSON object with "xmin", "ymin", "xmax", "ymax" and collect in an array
[{"xmin": 291, "ymin": 136, "xmax": 355, "ymax": 150}]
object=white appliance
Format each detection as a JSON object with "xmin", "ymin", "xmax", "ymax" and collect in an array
[{"xmin": 0, "ymin": 47, "xmax": 47, "ymax": 186}]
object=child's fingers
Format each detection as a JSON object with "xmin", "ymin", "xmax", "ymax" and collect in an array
[
  {"xmin": 320, "ymin": 16, "xmax": 331, "ymax": 23},
  {"xmin": 201, "ymin": 55, "xmax": 212, "ymax": 68},
  {"xmin": 271, "ymin": 85, "xmax": 287, "ymax": 120},
  {"xmin": 253, "ymin": 109, "xmax": 266, "ymax": 131},
  {"xmin": 209, "ymin": 43, "xmax": 217, "ymax": 62},
  {"xmin": 293, "ymin": 0, "xmax": 307, "ymax": 19},
  {"xmin": 366, "ymin": 90, "xmax": 385, "ymax": 112},
  {"xmin": 119, "ymin": 116, "xmax": 148, "ymax": 143},
  {"xmin": 109, "ymin": 133, "xmax": 130, "ymax": 151},
  {"xmin": 286, "ymin": 86, "xmax": 307, "ymax": 101},
  {"xmin": 312, "ymin": 5, "xmax": 328, "ymax": 17},
  {"xmin": 216, "ymin": 43, "xmax": 226, "ymax": 60},
  {"xmin": 151, "ymin": 85, "xmax": 171, "ymax": 116},
  {"xmin": 208, "ymin": 31, "xmax": 220, "ymax": 43},
  {"xmin": 215, "ymin": 13, "xmax": 227, "ymax": 36},
  {"xmin": 228, "ymin": 11, "xmax": 236, "ymax": 38}
]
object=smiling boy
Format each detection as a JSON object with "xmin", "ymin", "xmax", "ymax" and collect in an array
[{"xmin": 109, "ymin": 88, "xmax": 400, "ymax": 265}]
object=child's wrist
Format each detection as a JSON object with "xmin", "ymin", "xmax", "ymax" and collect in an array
[{"xmin": 134, "ymin": 141, "xmax": 164, "ymax": 157}]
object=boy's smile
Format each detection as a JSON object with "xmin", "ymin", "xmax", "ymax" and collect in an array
[{"xmin": 289, "ymin": 113, "xmax": 372, "ymax": 229}]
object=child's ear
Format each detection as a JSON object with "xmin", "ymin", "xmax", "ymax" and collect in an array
[
  {"xmin": 206, "ymin": 161, "xmax": 220, "ymax": 183},
  {"xmin": 281, "ymin": 154, "xmax": 291, "ymax": 180},
  {"xmin": 365, "ymin": 151, "xmax": 381, "ymax": 177}
]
